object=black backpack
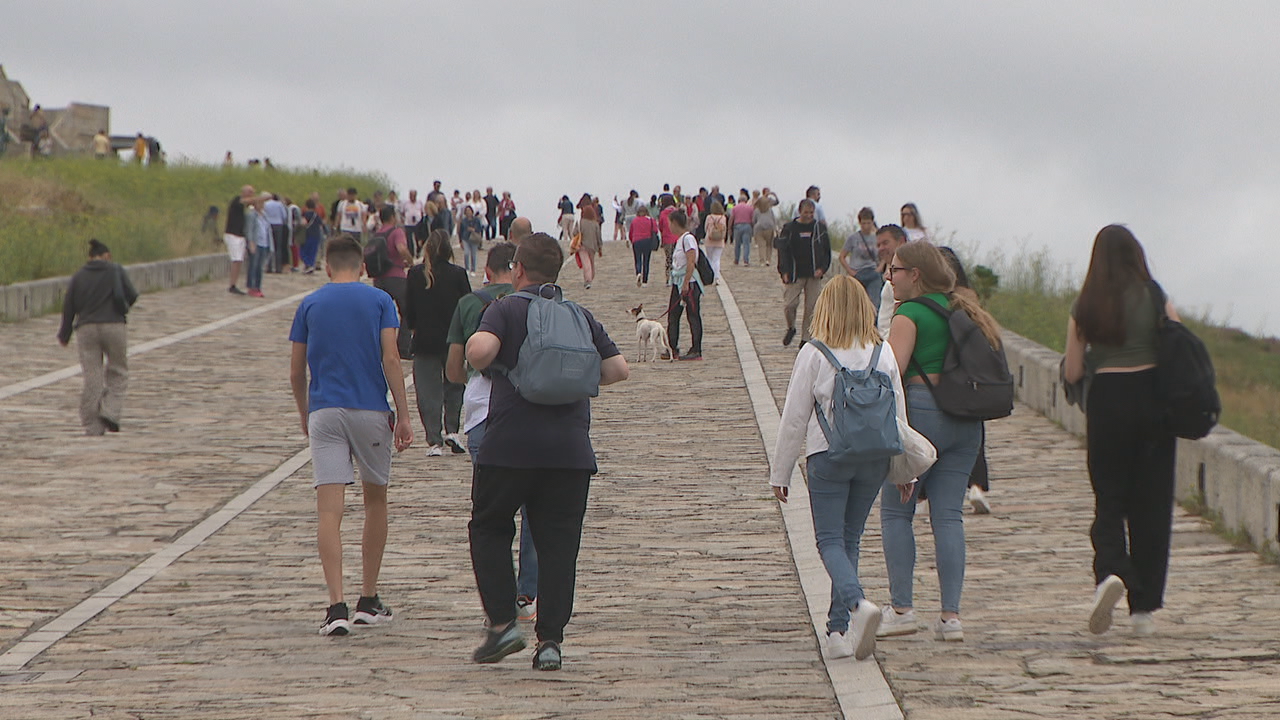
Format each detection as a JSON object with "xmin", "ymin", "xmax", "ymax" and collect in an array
[
  {"xmin": 1150, "ymin": 283, "xmax": 1220, "ymax": 439},
  {"xmin": 363, "ymin": 229, "xmax": 394, "ymax": 278},
  {"xmin": 905, "ymin": 296, "xmax": 1014, "ymax": 421},
  {"xmin": 694, "ymin": 247, "xmax": 716, "ymax": 285}
]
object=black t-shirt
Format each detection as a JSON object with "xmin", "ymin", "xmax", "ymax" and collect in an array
[
  {"xmin": 225, "ymin": 197, "xmax": 246, "ymax": 236},
  {"xmin": 476, "ymin": 289, "xmax": 620, "ymax": 471},
  {"xmin": 483, "ymin": 194, "xmax": 499, "ymax": 216}
]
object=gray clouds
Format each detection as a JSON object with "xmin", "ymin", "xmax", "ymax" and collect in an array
[{"xmin": 5, "ymin": 0, "xmax": 1278, "ymax": 333}]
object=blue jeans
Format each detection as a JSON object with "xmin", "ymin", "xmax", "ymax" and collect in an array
[
  {"xmin": 880, "ymin": 384, "xmax": 981, "ymax": 614},
  {"xmin": 631, "ymin": 238, "xmax": 655, "ymax": 282},
  {"xmin": 468, "ymin": 421, "xmax": 538, "ymax": 598},
  {"xmin": 246, "ymin": 244, "xmax": 268, "ymax": 290},
  {"xmin": 807, "ymin": 451, "xmax": 890, "ymax": 633},
  {"xmin": 462, "ymin": 240, "xmax": 479, "ymax": 272},
  {"xmin": 732, "ymin": 223, "xmax": 752, "ymax": 264}
]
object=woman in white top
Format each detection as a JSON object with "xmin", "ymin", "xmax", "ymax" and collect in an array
[
  {"xmin": 771, "ymin": 276, "xmax": 914, "ymax": 661},
  {"xmin": 900, "ymin": 203, "xmax": 928, "ymax": 242}
]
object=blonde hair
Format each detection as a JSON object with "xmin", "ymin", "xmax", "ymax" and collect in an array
[
  {"xmin": 895, "ymin": 241, "xmax": 1003, "ymax": 348},
  {"xmin": 810, "ymin": 276, "xmax": 882, "ymax": 350}
]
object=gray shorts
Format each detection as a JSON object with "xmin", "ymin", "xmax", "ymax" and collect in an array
[{"xmin": 308, "ymin": 407, "xmax": 394, "ymax": 488}]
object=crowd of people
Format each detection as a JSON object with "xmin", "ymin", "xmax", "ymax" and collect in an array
[{"xmin": 55, "ymin": 177, "xmax": 1185, "ymax": 674}]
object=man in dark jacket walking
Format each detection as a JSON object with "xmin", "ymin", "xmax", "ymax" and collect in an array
[
  {"xmin": 57, "ymin": 239, "xmax": 139, "ymax": 435},
  {"xmin": 777, "ymin": 198, "xmax": 831, "ymax": 346}
]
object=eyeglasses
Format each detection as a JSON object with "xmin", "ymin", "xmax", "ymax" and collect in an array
[{"xmin": 889, "ymin": 265, "xmax": 912, "ymax": 274}]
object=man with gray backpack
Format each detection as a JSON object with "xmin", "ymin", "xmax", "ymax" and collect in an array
[{"xmin": 464, "ymin": 232, "xmax": 630, "ymax": 671}]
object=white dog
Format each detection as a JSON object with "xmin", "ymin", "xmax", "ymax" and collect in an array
[{"xmin": 629, "ymin": 304, "xmax": 674, "ymax": 362}]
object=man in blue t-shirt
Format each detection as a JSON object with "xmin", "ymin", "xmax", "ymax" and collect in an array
[
  {"xmin": 289, "ymin": 235, "xmax": 414, "ymax": 636},
  {"xmin": 464, "ymin": 232, "xmax": 630, "ymax": 670}
]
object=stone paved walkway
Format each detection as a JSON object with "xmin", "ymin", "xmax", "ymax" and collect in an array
[{"xmin": 0, "ymin": 245, "xmax": 1278, "ymax": 719}]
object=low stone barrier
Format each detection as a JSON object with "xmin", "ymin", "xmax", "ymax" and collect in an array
[
  {"xmin": 0, "ymin": 254, "xmax": 229, "ymax": 321},
  {"xmin": 1002, "ymin": 330, "xmax": 1280, "ymax": 559}
]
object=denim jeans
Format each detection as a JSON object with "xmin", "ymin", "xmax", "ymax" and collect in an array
[
  {"xmin": 880, "ymin": 384, "xmax": 981, "ymax": 614},
  {"xmin": 631, "ymin": 238, "xmax": 655, "ymax": 281},
  {"xmin": 807, "ymin": 451, "xmax": 890, "ymax": 633},
  {"xmin": 468, "ymin": 421, "xmax": 538, "ymax": 599},
  {"xmin": 246, "ymin": 244, "xmax": 268, "ymax": 290},
  {"xmin": 462, "ymin": 240, "xmax": 479, "ymax": 272},
  {"xmin": 732, "ymin": 223, "xmax": 752, "ymax": 263}
]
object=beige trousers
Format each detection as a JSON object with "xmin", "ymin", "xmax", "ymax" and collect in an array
[
  {"xmin": 754, "ymin": 228, "xmax": 775, "ymax": 266},
  {"xmin": 77, "ymin": 322, "xmax": 128, "ymax": 435},
  {"xmin": 783, "ymin": 276, "xmax": 825, "ymax": 341}
]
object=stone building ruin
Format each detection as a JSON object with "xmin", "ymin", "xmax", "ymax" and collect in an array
[{"xmin": 1, "ymin": 64, "xmax": 112, "ymax": 158}]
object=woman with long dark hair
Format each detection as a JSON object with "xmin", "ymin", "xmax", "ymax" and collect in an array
[
  {"xmin": 576, "ymin": 204, "xmax": 602, "ymax": 289},
  {"xmin": 1063, "ymin": 224, "xmax": 1179, "ymax": 637},
  {"xmin": 405, "ymin": 229, "xmax": 471, "ymax": 457},
  {"xmin": 878, "ymin": 241, "xmax": 999, "ymax": 642}
]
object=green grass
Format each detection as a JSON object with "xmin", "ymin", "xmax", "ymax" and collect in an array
[
  {"xmin": 0, "ymin": 157, "xmax": 387, "ymax": 285},
  {"xmin": 963, "ymin": 245, "xmax": 1280, "ymax": 450}
]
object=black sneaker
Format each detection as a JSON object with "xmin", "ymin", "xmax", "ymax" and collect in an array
[
  {"xmin": 532, "ymin": 640, "xmax": 562, "ymax": 671},
  {"xmin": 100, "ymin": 416, "xmax": 120, "ymax": 433},
  {"xmin": 783, "ymin": 327, "xmax": 797, "ymax": 346},
  {"xmin": 678, "ymin": 351, "xmax": 703, "ymax": 361},
  {"xmin": 229, "ymin": 285, "xmax": 246, "ymax": 295},
  {"xmin": 472, "ymin": 622, "xmax": 526, "ymax": 663},
  {"xmin": 320, "ymin": 602, "xmax": 351, "ymax": 636},
  {"xmin": 353, "ymin": 595, "xmax": 392, "ymax": 626},
  {"xmin": 444, "ymin": 433, "xmax": 466, "ymax": 454}
]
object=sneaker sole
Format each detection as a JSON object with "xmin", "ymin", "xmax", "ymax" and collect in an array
[
  {"xmin": 853, "ymin": 614, "xmax": 881, "ymax": 660},
  {"xmin": 445, "ymin": 440, "xmax": 466, "ymax": 454},
  {"xmin": 473, "ymin": 635, "xmax": 526, "ymax": 664},
  {"xmin": 352, "ymin": 612, "xmax": 393, "ymax": 626},
  {"xmin": 970, "ymin": 496, "xmax": 990, "ymax": 514},
  {"xmin": 320, "ymin": 619, "xmax": 351, "ymax": 636},
  {"xmin": 1089, "ymin": 576, "xmax": 1126, "ymax": 634},
  {"xmin": 533, "ymin": 647, "xmax": 562, "ymax": 671},
  {"xmin": 935, "ymin": 627, "xmax": 964, "ymax": 642},
  {"xmin": 876, "ymin": 623, "xmax": 918, "ymax": 638}
]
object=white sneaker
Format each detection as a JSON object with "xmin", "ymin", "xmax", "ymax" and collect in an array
[
  {"xmin": 876, "ymin": 606, "xmax": 918, "ymax": 637},
  {"xmin": 1131, "ymin": 611, "xmax": 1155, "ymax": 636},
  {"xmin": 825, "ymin": 630, "xmax": 853, "ymax": 659},
  {"xmin": 444, "ymin": 433, "xmax": 466, "ymax": 454},
  {"xmin": 425, "ymin": 445, "xmax": 444, "ymax": 457},
  {"xmin": 933, "ymin": 617, "xmax": 964, "ymax": 642},
  {"xmin": 1089, "ymin": 575, "xmax": 1126, "ymax": 634},
  {"xmin": 968, "ymin": 486, "xmax": 991, "ymax": 514},
  {"xmin": 849, "ymin": 600, "xmax": 881, "ymax": 660},
  {"xmin": 636, "ymin": 273, "xmax": 642, "ymax": 287}
]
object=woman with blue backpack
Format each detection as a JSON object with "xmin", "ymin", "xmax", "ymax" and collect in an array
[
  {"xmin": 879, "ymin": 240, "xmax": 1003, "ymax": 643},
  {"xmin": 771, "ymin": 276, "xmax": 922, "ymax": 662}
]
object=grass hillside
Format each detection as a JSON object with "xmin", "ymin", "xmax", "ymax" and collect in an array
[
  {"xmin": 969, "ymin": 246, "xmax": 1280, "ymax": 450},
  {"xmin": 0, "ymin": 158, "xmax": 386, "ymax": 285}
]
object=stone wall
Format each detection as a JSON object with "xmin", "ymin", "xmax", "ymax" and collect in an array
[
  {"xmin": 1002, "ymin": 331, "xmax": 1280, "ymax": 558},
  {"xmin": 0, "ymin": 254, "xmax": 229, "ymax": 321}
]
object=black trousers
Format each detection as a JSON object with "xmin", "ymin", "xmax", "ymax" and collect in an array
[
  {"xmin": 485, "ymin": 214, "xmax": 498, "ymax": 240},
  {"xmin": 270, "ymin": 224, "xmax": 289, "ymax": 272},
  {"xmin": 666, "ymin": 283, "xmax": 702, "ymax": 354},
  {"xmin": 469, "ymin": 465, "xmax": 591, "ymax": 643},
  {"xmin": 1085, "ymin": 370, "xmax": 1177, "ymax": 613},
  {"xmin": 373, "ymin": 276, "xmax": 412, "ymax": 358}
]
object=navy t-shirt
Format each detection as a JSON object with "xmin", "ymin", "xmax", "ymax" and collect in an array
[
  {"xmin": 289, "ymin": 282, "xmax": 399, "ymax": 413},
  {"xmin": 475, "ymin": 289, "xmax": 620, "ymax": 471}
]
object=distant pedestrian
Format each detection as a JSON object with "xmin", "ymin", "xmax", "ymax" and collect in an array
[
  {"xmin": 57, "ymin": 239, "xmax": 138, "ymax": 436},
  {"xmin": 703, "ymin": 200, "xmax": 728, "ymax": 280},
  {"xmin": 406, "ymin": 229, "xmax": 471, "ymax": 456},
  {"xmin": 300, "ymin": 199, "xmax": 324, "ymax": 273},
  {"xmin": 498, "ymin": 191, "xmax": 517, "ymax": 238},
  {"xmin": 223, "ymin": 185, "xmax": 254, "ymax": 295},
  {"xmin": 753, "ymin": 192, "xmax": 779, "ymax": 267},
  {"xmin": 777, "ymin": 198, "xmax": 831, "ymax": 346},
  {"xmin": 483, "ymin": 187, "xmax": 500, "ymax": 241},
  {"xmin": 557, "ymin": 195, "xmax": 576, "ymax": 243},
  {"xmin": 458, "ymin": 206, "xmax": 484, "ymax": 275},
  {"xmin": 628, "ymin": 205, "xmax": 659, "ymax": 287},
  {"xmin": 335, "ymin": 187, "xmax": 367, "ymax": 238},
  {"xmin": 666, "ymin": 210, "xmax": 703, "ymax": 361},
  {"xmin": 92, "ymin": 129, "xmax": 110, "ymax": 159},
  {"xmin": 839, "ymin": 208, "xmax": 883, "ymax": 312},
  {"xmin": 658, "ymin": 195, "xmax": 678, "ymax": 284},
  {"xmin": 730, "ymin": 189, "xmax": 754, "ymax": 266},
  {"xmin": 900, "ymin": 203, "xmax": 928, "ymax": 242},
  {"xmin": 264, "ymin": 194, "xmax": 289, "ymax": 274},
  {"xmin": 575, "ymin": 204, "xmax": 602, "ymax": 289},
  {"xmin": 400, "ymin": 189, "xmax": 425, "ymax": 254},
  {"xmin": 1063, "ymin": 225, "xmax": 1180, "ymax": 637},
  {"xmin": 464, "ymin": 232, "xmax": 629, "ymax": 670},
  {"xmin": 289, "ymin": 234, "xmax": 414, "ymax": 636},
  {"xmin": 244, "ymin": 192, "xmax": 271, "ymax": 298},
  {"xmin": 371, "ymin": 205, "xmax": 416, "ymax": 359},
  {"xmin": 133, "ymin": 133, "xmax": 146, "ymax": 164}
]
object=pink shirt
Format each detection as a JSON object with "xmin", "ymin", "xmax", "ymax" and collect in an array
[
  {"xmin": 629, "ymin": 216, "xmax": 658, "ymax": 243},
  {"xmin": 730, "ymin": 202, "xmax": 754, "ymax": 225},
  {"xmin": 379, "ymin": 224, "xmax": 410, "ymax": 279},
  {"xmin": 659, "ymin": 206, "xmax": 677, "ymax": 245}
]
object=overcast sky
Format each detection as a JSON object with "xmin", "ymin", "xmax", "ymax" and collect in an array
[{"xmin": 6, "ymin": 1, "xmax": 1279, "ymax": 336}]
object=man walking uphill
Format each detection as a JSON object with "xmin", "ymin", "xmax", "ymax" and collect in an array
[
  {"xmin": 289, "ymin": 235, "xmax": 414, "ymax": 636},
  {"xmin": 57, "ymin": 239, "xmax": 139, "ymax": 435},
  {"xmin": 777, "ymin": 197, "xmax": 831, "ymax": 346},
  {"xmin": 464, "ymin": 232, "xmax": 630, "ymax": 671}
]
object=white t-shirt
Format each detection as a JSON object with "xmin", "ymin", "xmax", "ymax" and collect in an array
[
  {"xmin": 400, "ymin": 199, "xmax": 424, "ymax": 226},
  {"xmin": 672, "ymin": 232, "xmax": 698, "ymax": 273},
  {"xmin": 336, "ymin": 200, "xmax": 366, "ymax": 233},
  {"xmin": 462, "ymin": 375, "xmax": 491, "ymax": 434},
  {"xmin": 878, "ymin": 280, "xmax": 897, "ymax": 341},
  {"xmin": 905, "ymin": 227, "xmax": 927, "ymax": 243}
]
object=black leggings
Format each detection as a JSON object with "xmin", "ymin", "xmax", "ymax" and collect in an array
[
  {"xmin": 1085, "ymin": 370, "xmax": 1177, "ymax": 613},
  {"xmin": 666, "ymin": 283, "xmax": 702, "ymax": 354},
  {"xmin": 631, "ymin": 239, "xmax": 654, "ymax": 282}
]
